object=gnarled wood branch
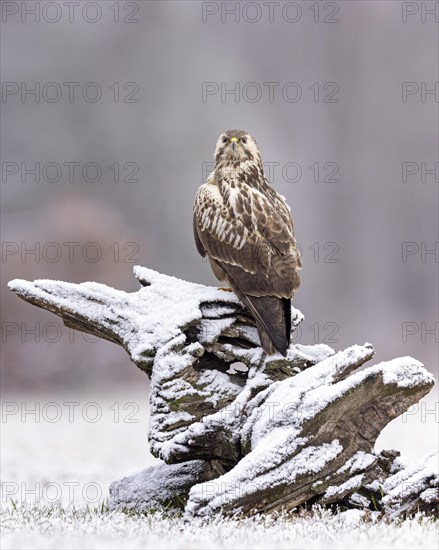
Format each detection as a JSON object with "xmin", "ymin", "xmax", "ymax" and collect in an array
[{"xmin": 8, "ymin": 266, "xmax": 437, "ymax": 518}]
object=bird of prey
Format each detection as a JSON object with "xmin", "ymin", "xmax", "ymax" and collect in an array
[{"xmin": 193, "ymin": 129, "xmax": 302, "ymax": 356}]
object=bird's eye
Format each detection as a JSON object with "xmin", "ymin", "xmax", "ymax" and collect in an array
[
  {"xmin": 222, "ymin": 136, "xmax": 228, "ymax": 143},
  {"xmin": 241, "ymin": 137, "xmax": 247, "ymax": 144}
]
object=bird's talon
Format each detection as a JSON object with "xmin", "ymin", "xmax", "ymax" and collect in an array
[{"xmin": 218, "ymin": 287, "xmax": 232, "ymax": 292}]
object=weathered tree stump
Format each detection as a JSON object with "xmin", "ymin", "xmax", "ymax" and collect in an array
[{"xmin": 8, "ymin": 266, "xmax": 437, "ymax": 518}]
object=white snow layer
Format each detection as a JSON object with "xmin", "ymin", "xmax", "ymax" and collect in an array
[
  {"xmin": 8, "ymin": 266, "xmax": 244, "ymax": 364},
  {"xmin": 109, "ymin": 460, "xmax": 206, "ymax": 511},
  {"xmin": 382, "ymin": 451, "xmax": 439, "ymax": 515}
]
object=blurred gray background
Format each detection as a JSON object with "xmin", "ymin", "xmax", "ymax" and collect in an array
[{"xmin": 1, "ymin": 0, "xmax": 438, "ymax": 395}]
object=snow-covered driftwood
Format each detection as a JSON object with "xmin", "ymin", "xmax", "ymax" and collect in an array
[{"xmin": 8, "ymin": 266, "xmax": 437, "ymax": 518}]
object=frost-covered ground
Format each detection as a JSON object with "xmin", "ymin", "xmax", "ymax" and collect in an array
[
  {"xmin": 1, "ymin": 389, "xmax": 438, "ymax": 549},
  {"xmin": 2, "ymin": 506, "xmax": 438, "ymax": 550}
]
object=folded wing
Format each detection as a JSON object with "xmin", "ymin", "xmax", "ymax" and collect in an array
[{"xmin": 193, "ymin": 181, "xmax": 301, "ymax": 356}]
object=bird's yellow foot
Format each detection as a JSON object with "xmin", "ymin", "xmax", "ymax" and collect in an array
[{"xmin": 218, "ymin": 287, "xmax": 233, "ymax": 292}]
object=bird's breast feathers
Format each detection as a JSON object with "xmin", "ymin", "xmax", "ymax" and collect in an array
[
  {"xmin": 195, "ymin": 181, "xmax": 250, "ymax": 249},
  {"xmin": 194, "ymin": 177, "xmax": 295, "ymax": 249}
]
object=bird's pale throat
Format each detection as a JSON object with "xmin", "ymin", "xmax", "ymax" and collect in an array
[{"xmin": 214, "ymin": 157, "xmax": 263, "ymax": 181}]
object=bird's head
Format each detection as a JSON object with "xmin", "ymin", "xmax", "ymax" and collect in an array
[{"xmin": 214, "ymin": 130, "xmax": 261, "ymax": 167}]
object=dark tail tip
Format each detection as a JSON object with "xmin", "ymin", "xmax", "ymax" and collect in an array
[
  {"xmin": 260, "ymin": 330, "xmax": 287, "ymax": 356},
  {"xmin": 257, "ymin": 299, "xmax": 291, "ymax": 357},
  {"xmin": 233, "ymin": 292, "xmax": 292, "ymax": 357}
]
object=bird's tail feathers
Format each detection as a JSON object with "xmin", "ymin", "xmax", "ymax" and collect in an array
[{"xmin": 238, "ymin": 294, "xmax": 291, "ymax": 357}]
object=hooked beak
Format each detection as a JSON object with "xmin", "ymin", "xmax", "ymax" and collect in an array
[{"xmin": 230, "ymin": 137, "xmax": 238, "ymax": 151}]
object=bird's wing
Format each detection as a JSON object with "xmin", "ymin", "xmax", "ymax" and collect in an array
[{"xmin": 193, "ymin": 182, "xmax": 301, "ymax": 299}]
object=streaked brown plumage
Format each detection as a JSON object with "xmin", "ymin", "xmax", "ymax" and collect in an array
[{"xmin": 193, "ymin": 129, "xmax": 302, "ymax": 356}]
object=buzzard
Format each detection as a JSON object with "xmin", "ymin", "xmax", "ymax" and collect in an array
[{"xmin": 193, "ymin": 129, "xmax": 302, "ymax": 356}]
